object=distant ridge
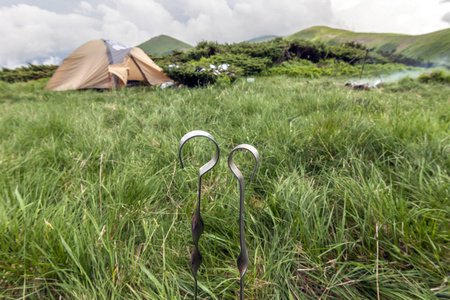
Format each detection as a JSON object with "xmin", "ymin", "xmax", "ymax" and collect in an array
[
  {"xmin": 287, "ymin": 26, "xmax": 450, "ymax": 63},
  {"xmin": 246, "ymin": 35, "xmax": 279, "ymax": 43},
  {"xmin": 137, "ymin": 35, "xmax": 193, "ymax": 56}
]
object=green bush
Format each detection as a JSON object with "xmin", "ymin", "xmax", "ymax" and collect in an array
[
  {"xmin": 152, "ymin": 37, "xmax": 427, "ymax": 87},
  {"xmin": 164, "ymin": 65, "xmax": 217, "ymax": 87},
  {"xmin": 215, "ymin": 75, "xmax": 232, "ymax": 86},
  {"xmin": 384, "ymin": 75, "xmax": 423, "ymax": 92},
  {"xmin": 261, "ymin": 60, "xmax": 408, "ymax": 79},
  {"xmin": 417, "ymin": 70, "xmax": 450, "ymax": 84},
  {"xmin": 163, "ymin": 63, "xmax": 237, "ymax": 87},
  {"xmin": 0, "ymin": 64, "xmax": 57, "ymax": 83},
  {"xmin": 198, "ymin": 53, "xmax": 271, "ymax": 75}
]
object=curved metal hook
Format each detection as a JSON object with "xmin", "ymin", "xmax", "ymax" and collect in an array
[
  {"xmin": 227, "ymin": 144, "xmax": 260, "ymax": 300},
  {"xmin": 179, "ymin": 130, "xmax": 220, "ymax": 176},
  {"xmin": 179, "ymin": 130, "xmax": 220, "ymax": 299}
]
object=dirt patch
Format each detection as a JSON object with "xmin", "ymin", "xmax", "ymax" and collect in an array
[
  {"xmin": 397, "ymin": 38, "xmax": 416, "ymax": 51},
  {"xmin": 354, "ymin": 38, "xmax": 378, "ymax": 47}
]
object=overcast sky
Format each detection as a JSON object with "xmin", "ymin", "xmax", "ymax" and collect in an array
[{"xmin": 1, "ymin": 0, "xmax": 449, "ymax": 68}]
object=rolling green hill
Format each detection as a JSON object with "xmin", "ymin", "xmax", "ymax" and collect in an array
[
  {"xmin": 287, "ymin": 26, "xmax": 450, "ymax": 63},
  {"xmin": 136, "ymin": 35, "xmax": 193, "ymax": 56},
  {"xmin": 246, "ymin": 35, "xmax": 279, "ymax": 43}
]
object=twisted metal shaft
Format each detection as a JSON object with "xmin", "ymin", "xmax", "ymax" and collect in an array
[
  {"xmin": 227, "ymin": 144, "xmax": 260, "ymax": 300},
  {"xmin": 179, "ymin": 130, "xmax": 220, "ymax": 299}
]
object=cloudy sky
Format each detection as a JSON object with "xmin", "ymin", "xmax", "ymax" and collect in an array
[{"xmin": 1, "ymin": 0, "xmax": 449, "ymax": 68}]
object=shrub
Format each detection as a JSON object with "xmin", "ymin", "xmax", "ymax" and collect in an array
[
  {"xmin": 163, "ymin": 64, "xmax": 237, "ymax": 87},
  {"xmin": 205, "ymin": 53, "xmax": 271, "ymax": 75},
  {"xmin": 164, "ymin": 65, "xmax": 217, "ymax": 87},
  {"xmin": 417, "ymin": 70, "xmax": 450, "ymax": 84},
  {"xmin": 215, "ymin": 75, "xmax": 232, "ymax": 86},
  {"xmin": 0, "ymin": 64, "xmax": 56, "ymax": 83},
  {"xmin": 384, "ymin": 76, "xmax": 422, "ymax": 92}
]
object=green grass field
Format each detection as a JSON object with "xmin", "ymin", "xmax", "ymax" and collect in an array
[{"xmin": 0, "ymin": 76, "xmax": 449, "ymax": 299}]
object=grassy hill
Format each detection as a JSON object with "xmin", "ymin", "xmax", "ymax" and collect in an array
[
  {"xmin": 246, "ymin": 35, "xmax": 279, "ymax": 43},
  {"xmin": 287, "ymin": 26, "xmax": 450, "ymax": 64},
  {"xmin": 137, "ymin": 35, "xmax": 193, "ymax": 56}
]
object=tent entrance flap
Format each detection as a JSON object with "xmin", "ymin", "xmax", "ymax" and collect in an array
[
  {"xmin": 108, "ymin": 66, "xmax": 129, "ymax": 87},
  {"xmin": 108, "ymin": 56, "xmax": 131, "ymax": 87}
]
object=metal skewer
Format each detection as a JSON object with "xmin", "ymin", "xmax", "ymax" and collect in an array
[
  {"xmin": 227, "ymin": 144, "xmax": 260, "ymax": 300},
  {"xmin": 179, "ymin": 130, "xmax": 220, "ymax": 299}
]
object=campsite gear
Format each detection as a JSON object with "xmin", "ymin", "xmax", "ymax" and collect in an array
[
  {"xmin": 345, "ymin": 82, "xmax": 371, "ymax": 91},
  {"xmin": 160, "ymin": 82, "xmax": 175, "ymax": 89},
  {"xmin": 46, "ymin": 39, "xmax": 172, "ymax": 91},
  {"xmin": 179, "ymin": 131, "xmax": 220, "ymax": 300},
  {"xmin": 228, "ymin": 144, "xmax": 260, "ymax": 300}
]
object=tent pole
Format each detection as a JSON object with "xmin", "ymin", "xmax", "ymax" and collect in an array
[
  {"xmin": 369, "ymin": 51, "xmax": 382, "ymax": 83},
  {"xmin": 334, "ymin": 49, "xmax": 365, "ymax": 77},
  {"xmin": 359, "ymin": 49, "xmax": 369, "ymax": 80},
  {"xmin": 108, "ymin": 72, "xmax": 110, "ymax": 93},
  {"xmin": 130, "ymin": 56, "xmax": 151, "ymax": 85},
  {"xmin": 347, "ymin": 49, "xmax": 366, "ymax": 65}
]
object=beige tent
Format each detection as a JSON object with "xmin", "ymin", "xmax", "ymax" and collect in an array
[{"xmin": 46, "ymin": 39, "xmax": 172, "ymax": 91}]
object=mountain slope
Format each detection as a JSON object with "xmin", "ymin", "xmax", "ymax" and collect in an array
[
  {"xmin": 246, "ymin": 35, "xmax": 279, "ymax": 43},
  {"xmin": 287, "ymin": 26, "xmax": 450, "ymax": 63},
  {"xmin": 137, "ymin": 35, "xmax": 193, "ymax": 56}
]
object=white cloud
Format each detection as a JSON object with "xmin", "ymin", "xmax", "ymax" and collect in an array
[
  {"xmin": 330, "ymin": 0, "xmax": 450, "ymax": 35},
  {"xmin": 157, "ymin": 0, "xmax": 336, "ymax": 43},
  {"xmin": 30, "ymin": 56, "xmax": 62, "ymax": 66},
  {"xmin": 0, "ymin": 4, "xmax": 100, "ymax": 68},
  {"xmin": 100, "ymin": 0, "xmax": 185, "ymax": 44},
  {"xmin": 76, "ymin": 1, "xmax": 95, "ymax": 14},
  {"xmin": 443, "ymin": 12, "xmax": 450, "ymax": 23}
]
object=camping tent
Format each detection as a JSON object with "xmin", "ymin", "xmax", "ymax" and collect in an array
[{"xmin": 46, "ymin": 39, "xmax": 172, "ymax": 91}]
